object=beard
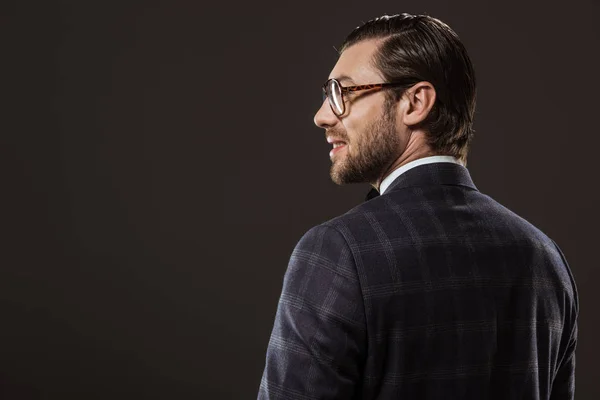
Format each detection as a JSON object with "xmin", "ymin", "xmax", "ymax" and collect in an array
[{"xmin": 329, "ymin": 99, "xmax": 401, "ymax": 186}]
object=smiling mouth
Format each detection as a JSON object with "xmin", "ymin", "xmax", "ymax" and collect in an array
[{"xmin": 329, "ymin": 142, "xmax": 347, "ymax": 157}]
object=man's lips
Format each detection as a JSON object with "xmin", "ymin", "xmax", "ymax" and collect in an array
[
  {"xmin": 326, "ymin": 136, "xmax": 347, "ymax": 144},
  {"xmin": 328, "ymin": 140, "xmax": 347, "ymax": 157}
]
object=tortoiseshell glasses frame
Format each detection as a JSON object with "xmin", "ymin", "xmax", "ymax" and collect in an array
[{"xmin": 321, "ymin": 77, "xmax": 412, "ymax": 117}]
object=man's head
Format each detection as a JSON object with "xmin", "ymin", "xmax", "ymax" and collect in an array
[{"xmin": 314, "ymin": 13, "xmax": 477, "ymax": 187}]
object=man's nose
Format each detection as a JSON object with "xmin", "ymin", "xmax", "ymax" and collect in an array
[{"xmin": 313, "ymin": 98, "xmax": 337, "ymax": 128}]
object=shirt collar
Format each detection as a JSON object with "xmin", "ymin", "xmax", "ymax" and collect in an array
[{"xmin": 378, "ymin": 155, "xmax": 464, "ymax": 195}]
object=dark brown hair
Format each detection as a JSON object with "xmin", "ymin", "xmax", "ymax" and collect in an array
[{"xmin": 340, "ymin": 13, "xmax": 477, "ymax": 164}]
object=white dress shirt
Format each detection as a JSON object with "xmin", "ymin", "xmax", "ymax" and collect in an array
[{"xmin": 379, "ymin": 155, "xmax": 464, "ymax": 195}]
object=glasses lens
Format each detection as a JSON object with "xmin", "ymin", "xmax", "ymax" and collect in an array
[{"xmin": 327, "ymin": 79, "xmax": 344, "ymax": 115}]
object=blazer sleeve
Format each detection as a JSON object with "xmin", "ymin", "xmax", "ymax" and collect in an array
[
  {"xmin": 550, "ymin": 240, "xmax": 579, "ymax": 400},
  {"xmin": 257, "ymin": 224, "xmax": 367, "ymax": 400},
  {"xmin": 550, "ymin": 323, "xmax": 577, "ymax": 400}
]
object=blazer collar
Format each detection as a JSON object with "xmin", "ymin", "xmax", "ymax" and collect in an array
[{"xmin": 384, "ymin": 162, "xmax": 478, "ymax": 194}]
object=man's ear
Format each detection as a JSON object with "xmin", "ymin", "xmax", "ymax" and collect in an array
[{"xmin": 401, "ymin": 81, "xmax": 436, "ymax": 126}]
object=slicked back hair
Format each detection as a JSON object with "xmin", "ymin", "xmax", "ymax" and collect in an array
[{"xmin": 340, "ymin": 13, "xmax": 477, "ymax": 165}]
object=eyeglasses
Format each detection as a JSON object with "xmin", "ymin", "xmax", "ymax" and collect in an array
[{"xmin": 321, "ymin": 77, "xmax": 412, "ymax": 117}]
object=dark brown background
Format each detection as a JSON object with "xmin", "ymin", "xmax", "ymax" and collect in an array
[{"xmin": 1, "ymin": 0, "xmax": 598, "ymax": 398}]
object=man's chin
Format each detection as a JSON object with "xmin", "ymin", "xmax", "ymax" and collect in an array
[
  {"xmin": 329, "ymin": 166, "xmax": 348, "ymax": 186},
  {"xmin": 330, "ymin": 167, "xmax": 361, "ymax": 185}
]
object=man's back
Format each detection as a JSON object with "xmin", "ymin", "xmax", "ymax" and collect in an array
[{"xmin": 258, "ymin": 162, "xmax": 578, "ymax": 399}]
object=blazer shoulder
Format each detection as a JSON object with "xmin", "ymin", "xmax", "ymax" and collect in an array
[{"xmin": 293, "ymin": 223, "xmax": 355, "ymax": 264}]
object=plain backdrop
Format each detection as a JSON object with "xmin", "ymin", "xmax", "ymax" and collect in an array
[{"xmin": 1, "ymin": 0, "xmax": 598, "ymax": 398}]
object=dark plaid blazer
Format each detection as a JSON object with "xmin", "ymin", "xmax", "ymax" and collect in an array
[{"xmin": 258, "ymin": 162, "xmax": 578, "ymax": 399}]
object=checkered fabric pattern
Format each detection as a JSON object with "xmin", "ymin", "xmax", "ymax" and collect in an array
[{"xmin": 258, "ymin": 162, "xmax": 578, "ymax": 400}]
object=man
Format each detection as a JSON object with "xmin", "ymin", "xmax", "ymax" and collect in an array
[{"xmin": 258, "ymin": 13, "xmax": 578, "ymax": 400}]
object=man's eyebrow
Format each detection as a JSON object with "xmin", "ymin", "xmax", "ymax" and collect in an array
[{"xmin": 334, "ymin": 75, "xmax": 356, "ymax": 85}]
